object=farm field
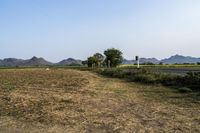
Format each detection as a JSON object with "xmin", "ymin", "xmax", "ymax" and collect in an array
[
  {"xmin": 0, "ymin": 68, "xmax": 200, "ymax": 132},
  {"xmin": 120, "ymin": 65, "xmax": 200, "ymax": 75}
]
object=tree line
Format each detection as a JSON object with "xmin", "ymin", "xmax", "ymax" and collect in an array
[{"xmin": 82, "ymin": 48, "xmax": 123, "ymax": 68}]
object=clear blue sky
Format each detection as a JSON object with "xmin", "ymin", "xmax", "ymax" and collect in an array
[{"xmin": 0, "ymin": 0, "xmax": 200, "ymax": 62}]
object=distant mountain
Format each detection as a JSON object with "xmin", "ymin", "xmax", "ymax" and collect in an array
[
  {"xmin": 0, "ymin": 58, "xmax": 25, "ymax": 66},
  {"xmin": 140, "ymin": 58, "xmax": 160, "ymax": 64},
  {"xmin": 0, "ymin": 56, "xmax": 52, "ymax": 67},
  {"xmin": 57, "ymin": 58, "xmax": 82, "ymax": 66},
  {"xmin": 0, "ymin": 55, "xmax": 200, "ymax": 67},
  {"xmin": 23, "ymin": 56, "xmax": 52, "ymax": 66},
  {"xmin": 122, "ymin": 59, "xmax": 134, "ymax": 64},
  {"xmin": 123, "ymin": 58, "xmax": 160, "ymax": 64},
  {"xmin": 161, "ymin": 55, "xmax": 200, "ymax": 64},
  {"xmin": 0, "ymin": 57, "xmax": 82, "ymax": 67},
  {"xmin": 123, "ymin": 55, "xmax": 200, "ymax": 65}
]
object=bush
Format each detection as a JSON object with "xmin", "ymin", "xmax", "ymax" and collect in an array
[
  {"xmin": 130, "ymin": 74, "xmax": 158, "ymax": 84},
  {"xmin": 158, "ymin": 74, "xmax": 183, "ymax": 86},
  {"xmin": 99, "ymin": 68, "xmax": 126, "ymax": 78},
  {"xmin": 184, "ymin": 72, "xmax": 200, "ymax": 90},
  {"xmin": 95, "ymin": 68, "xmax": 200, "ymax": 92}
]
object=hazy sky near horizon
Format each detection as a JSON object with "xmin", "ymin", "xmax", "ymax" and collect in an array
[{"xmin": 0, "ymin": 0, "xmax": 200, "ymax": 62}]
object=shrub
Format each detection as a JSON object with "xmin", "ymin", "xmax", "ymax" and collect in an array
[
  {"xmin": 158, "ymin": 74, "xmax": 183, "ymax": 86},
  {"xmin": 99, "ymin": 68, "xmax": 126, "ymax": 78},
  {"xmin": 184, "ymin": 72, "xmax": 200, "ymax": 90},
  {"xmin": 130, "ymin": 74, "xmax": 158, "ymax": 84},
  {"xmin": 95, "ymin": 68, "xmax": 200, "ymax": 92}
]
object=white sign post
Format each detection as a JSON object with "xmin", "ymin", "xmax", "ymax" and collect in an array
[{"xmin": 135, "ymin": 56, "xmax": 140, "ymax": 69}]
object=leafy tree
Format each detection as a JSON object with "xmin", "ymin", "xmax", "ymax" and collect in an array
[
  {"xmin": 93, "ymin": 53, "xmax": 104, "ymax": 67},
  {"xmin": 87, "ymin": 56, "xmax": 98, "ymax": 67},
  {"xmin": 82, "ymin": 60, "xmax": 88, "ymax": 66},
  {"xmin": 104, "ymin": 48, "xmax": 123, "ymax": 67}
]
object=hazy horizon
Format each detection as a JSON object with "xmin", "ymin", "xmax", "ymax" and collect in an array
[{"xmin": 1, "ymin": 0, "xmax": 200, "ymax": 62}]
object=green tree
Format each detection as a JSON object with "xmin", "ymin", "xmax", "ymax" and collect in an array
[
  {"xmin": 93, "ymin": 53, "xmax": 104, "ymax": 67},
  {"xmin": 104, "ymin": 48, "xmax": 123, "ymax": 67},
  {"xmin": 82, "ymin": 60, "xmax": 88, "ymax": 66},
  {"xmin": 87, "ymin": 56, "xmax": 98, "ymax": 67}
]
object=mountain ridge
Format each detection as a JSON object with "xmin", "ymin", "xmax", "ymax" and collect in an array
[
  {"xmin": 22, "ymin": 56, "xmax": 53, "ymax": 66},
  {"xmin": 56, "ymin": 58, "xmax": 82, "ymax": 66},
  {"xmin": 123, "ymin": 55, "xmax": 200, "ymax": 64},
  {"xmin": 0, "ymin": 55, "xmax": 200, "ymax": 66},
  {"xmin": 160, "ymin": 54, "xmax": 200, "ymax": 64},
  {"xmin": 0, "ymin": 56, "xmax": 82, "ymax": 67}
]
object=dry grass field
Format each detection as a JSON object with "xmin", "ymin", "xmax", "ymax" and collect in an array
[{"xmin": 0, "ymin": 68, "xmax": 200, "ymax": 133}]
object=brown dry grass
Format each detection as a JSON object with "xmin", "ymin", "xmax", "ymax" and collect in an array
[{"xmin": 0, "ymin": 68, "xmax": 199, "ymax": 133}]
